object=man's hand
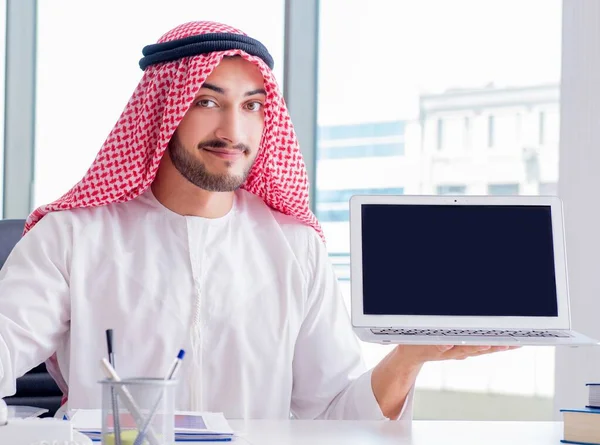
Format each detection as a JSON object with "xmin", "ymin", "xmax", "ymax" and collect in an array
[
  {"xmin": 371, "ymin": 344, "xmax": 519, "ymax": 419},
  {"xmin": 397, "ymin": 343, "xmax": 520, "ymax": 364}
]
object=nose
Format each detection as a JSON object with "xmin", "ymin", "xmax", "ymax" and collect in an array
[{"xmin": 214, "ymin": 108, "xmax": 243, "ymax": 146}]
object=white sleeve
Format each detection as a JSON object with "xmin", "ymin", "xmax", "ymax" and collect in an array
[
  {"xmin": 0, "ymin": 214, "xmax": 71, "ymax": 397},
  {"xmin": 290, "ymin": 230, "xmax": 414, "ymax": 420}
]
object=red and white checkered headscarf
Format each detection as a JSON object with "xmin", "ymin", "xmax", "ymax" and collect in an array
[{"xmin": 24, "ymin": 21, "xmax": 322, "ymax": 240}]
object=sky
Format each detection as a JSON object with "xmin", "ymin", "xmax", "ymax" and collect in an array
[{"xmin": 317, "ymin": 0, "xmax": 562, "ymax": 124}]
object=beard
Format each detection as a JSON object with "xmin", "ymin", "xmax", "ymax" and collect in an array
[{"xmin": 168, "ymin": 135, "xmax": 253, "ymax": 192}]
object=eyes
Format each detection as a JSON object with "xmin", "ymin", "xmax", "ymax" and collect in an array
[
  {"xmin": 195, "ymin": 98, "xmax": 264, "ymax": 112},
  {"xmin": 196, "ymin": 99, "xmax": 216, "ymax": 108},
  {"xmin": 245, "ymin": 101, "xmax": 262, "ymax": 112}
]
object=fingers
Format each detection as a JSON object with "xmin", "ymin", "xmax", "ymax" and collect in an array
[
  {"xmin": 461, "ymin": 345, "xmax": 509, "ymax": 359},
  {"xmin": 440, "ymin": 345, "xmax": 517, "ymax": 360},
  {"xmin": 395, "ymin": 344, "xmax": 521, "ymax": 365},
  {"xmin": 448, "ymin": 345, "xmax": 492, "ymax": 360}
]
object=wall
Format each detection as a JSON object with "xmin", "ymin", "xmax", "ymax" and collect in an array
[{"xmin": 554, "ymin": 0, "xmax": 600, "ymax": 417}]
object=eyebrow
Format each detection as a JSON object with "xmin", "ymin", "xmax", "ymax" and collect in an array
[{"xmin": 201, "ymin": 82, "xmax": 266, "ymax": 97}]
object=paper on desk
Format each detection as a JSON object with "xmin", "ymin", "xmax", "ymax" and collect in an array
[
  {"xmin": 68, "ymin": 409, "xmax": 235, "ymax": 440},
  {"xmin": 7, "ymin": 405, "xmax": 49, "ymax": 419}
]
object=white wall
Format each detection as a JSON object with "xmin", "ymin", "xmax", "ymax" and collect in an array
[{"xmin": 554, "ymin": 0, "xmax": 600, "ymax": 418}]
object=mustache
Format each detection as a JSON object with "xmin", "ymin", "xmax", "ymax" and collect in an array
[{"xmin": 197, "ymin": 139, "xmax": 250, "ymax": 153}]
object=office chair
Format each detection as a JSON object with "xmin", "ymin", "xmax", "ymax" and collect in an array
[{"xmin": 0, "ymin": 219, "xmax": 62, "ymax": 417}]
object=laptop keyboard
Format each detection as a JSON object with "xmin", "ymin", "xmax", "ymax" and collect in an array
[{"xmin": 371, "ymin": 328, "xmax": 572, "ymax": 338}]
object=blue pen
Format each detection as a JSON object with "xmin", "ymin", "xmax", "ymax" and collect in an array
[
  {"xmin": 133, "ymin": 349, "xmax": 186, "ymax": 445},
  {"xmin": 165, "ymin": 349, "xmax": 186, "ymax": 380}
]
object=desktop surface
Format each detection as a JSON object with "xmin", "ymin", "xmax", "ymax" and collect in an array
[{"xmin": 227, "ymin": 419, "xmax": 564, "ymax": 445}]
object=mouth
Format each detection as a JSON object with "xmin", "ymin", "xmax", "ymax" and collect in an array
[{"xmin": 201, "ymin": 146, "xmax": 245, "ymax": 160}]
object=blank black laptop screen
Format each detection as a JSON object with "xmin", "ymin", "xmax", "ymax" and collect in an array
[{"xmin": 360, "ymin": 204, "xmax": 559, "ymax": 317}]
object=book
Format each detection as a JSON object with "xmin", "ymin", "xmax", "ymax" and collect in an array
[
  {"xmin": 561, "ymin": 407, "xmax": 600, "ymax": 445},
  {"xmin": 67, "ymin": 409, "xmax": 235, "ymax": 442},
  {"xmin": 587, "ymin": 383, "xmax": 600, "ymax": 409}
]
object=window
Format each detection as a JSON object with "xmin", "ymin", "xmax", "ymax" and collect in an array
[
  {"xmin": 464, "ymin": 116, "xmax": 471, "ymax": 149},
  {"xmin": 319, "ymin": 121, "xmax": 405, "ymax": 141},
  {"xmin": 0, "ymin": 0, "xmax": 6, "ymax": 217},
  {"xmin": 539, "ymin": 182, "xmax": 558, "ymax": 195},
  {"xmin": 539, "ymin": 111, "xmax": 546, "ymax": 145},
  {"xmin": 494, "ymin": 113, "xmax": 520, "ymax": 148},
  {"xmin": 488, "ymin": 183, "xmax": 520, "ymax": 195},
  {"xmin": 317, "ymin": 0, "xmax": 562, "ymax": 419},
  {"xmin": 543, "ymin": 109, "xmax": 560, "ymax": 146},
  {"xmin": 437, "ymin": 185, "xmax": 467, "ymax": 195},
  {"xmin": 319, "ymin": 142, "xmax": 404, "ymax": 160},
  {"xmin": 318, "ymin": 188, "xmax": 404, "ymax": 203},
  {"xmin": 317, "ymin": 187, "xmax": 404, "ymax": 222},
  {"xmin": 33, "ymin": 0, "xmax": 284, "ymax": 208},
  {"xmin": 434, "ymin": 116, "xmax": 467, "ymax": 152},
  {"xmin": 318, "ymin": 121, "xmax": 405, "ymax": 159},
  {"xmin": 488, "ymin": 115, "xmax": 495, "ymax": 147}
]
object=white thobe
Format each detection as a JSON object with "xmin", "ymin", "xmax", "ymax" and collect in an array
[{"xmin": 0, "ymin": 188, "xmax": 414, "ymax": 419}]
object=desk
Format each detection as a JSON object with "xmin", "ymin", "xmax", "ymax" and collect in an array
[{"xmin": 226, "ymin": 420, "xmax": 564, "ymax": 445}]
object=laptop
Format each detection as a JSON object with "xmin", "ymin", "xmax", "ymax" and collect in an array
[{"xmin": 349, "ymin": 194, "xmax": 599, "ymax": 346}]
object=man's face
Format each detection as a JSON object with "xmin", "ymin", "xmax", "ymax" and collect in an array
[{"xmin": 168, "ymin": 57, "xmax": 266, "ymax": 192}]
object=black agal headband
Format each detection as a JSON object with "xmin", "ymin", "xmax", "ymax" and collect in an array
[{"xmin": 139, "ymin": 32, "xmax": 274, "ymax": 71}]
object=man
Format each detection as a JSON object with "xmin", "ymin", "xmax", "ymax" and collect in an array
[{"xmin": 0, "ymin": 21, "xmax": 512, "ymax": 420}]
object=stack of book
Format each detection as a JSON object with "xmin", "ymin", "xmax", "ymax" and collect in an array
[{"xmin": 561, "ymin": 383, "xmax": 600, "ymax": 444}]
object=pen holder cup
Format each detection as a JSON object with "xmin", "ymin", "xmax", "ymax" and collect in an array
[{"xmin": 100, "ymin": 378, "xmax": 177, "ymax": 445}]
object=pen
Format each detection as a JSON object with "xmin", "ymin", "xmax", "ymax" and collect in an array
[
  {"xmin": 133, "ymin": 349, "xmax": 186, "ymax": 445},
  {"xmin": 106, "ymin": 329, "xmax": 116, "ymax": 369},
  {"xmin": 166, "ymin": 349, "xmax": 186, "ymax": 380},
  {"xmin": 100, "ymin": 358, "xmax": 162, "ymax": 445},
  {"xmin": 105, "ymin": 329, "xmax": 121, "ymax": 445}
]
